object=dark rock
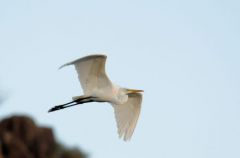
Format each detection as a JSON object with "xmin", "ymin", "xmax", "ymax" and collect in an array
[{"xmin": 0, "ymin": 115, "xmax": 86, "ymax": 158}]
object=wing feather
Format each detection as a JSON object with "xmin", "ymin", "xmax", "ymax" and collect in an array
[
  {"xmin": 113, "ymin": 93, "xmax": 142, "ymax": 141},
  {"xmin": 59, "ymin": 54, "xmax": 112, "ymax": 95}
]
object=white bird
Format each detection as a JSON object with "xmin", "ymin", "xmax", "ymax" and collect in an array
[{"xmin": 48, "ymin": 54, "xmax": 143, "ymax": 141}]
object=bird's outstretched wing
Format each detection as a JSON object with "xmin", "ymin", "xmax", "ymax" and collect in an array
[
  {"xmin": 113, "ymin": 93, "xmax": 142, "ymax": 141},
  {"xmin": 59, "ymin": 54, "xmax": 112, "ymax": 95}
]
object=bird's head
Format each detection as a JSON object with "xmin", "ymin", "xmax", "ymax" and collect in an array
[{"xmin": 114, "ymin": 88, "xmax": 143, "ymax": 105}]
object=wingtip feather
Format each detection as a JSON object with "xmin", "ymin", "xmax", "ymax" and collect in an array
[{"xmin": 58, "ymin": 63, "xmax": 71, "ymax": 70}]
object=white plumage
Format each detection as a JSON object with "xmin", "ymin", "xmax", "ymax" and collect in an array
[{"xmin": 49, "ymin": 54, "xmax": 143, "ymax": 141}]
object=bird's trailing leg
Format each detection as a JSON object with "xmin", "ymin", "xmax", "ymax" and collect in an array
[{"xmin": 48, "ymin": 96, "xmax": 96, "ymax": 113}]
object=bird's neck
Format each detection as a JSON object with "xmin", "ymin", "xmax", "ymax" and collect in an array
[{"xmin": 112, "ymin": 85, "xmax": 128, "ymax": 105}]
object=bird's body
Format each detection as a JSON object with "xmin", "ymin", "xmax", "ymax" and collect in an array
[
  {"xmin": 49, "ymin": 54, "xmax": 143, "ymax": 141},
  {"xmin": 72, "ymin": 84, "xmax": 127, "ymax": 105}
]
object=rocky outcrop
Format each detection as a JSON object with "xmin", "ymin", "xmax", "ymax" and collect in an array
[{"xmin": 0, "ymin": 116, "xmax": 86, "ymax": 158}]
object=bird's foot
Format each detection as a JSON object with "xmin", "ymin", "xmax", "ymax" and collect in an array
[{"xmin": 48, "ymin": 105, "xmax": 63, "ymax": 113}]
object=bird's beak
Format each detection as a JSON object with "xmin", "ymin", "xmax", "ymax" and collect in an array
[{"xmin": 127, "ymin": 89, "xmax": 144, "ymax": 94}]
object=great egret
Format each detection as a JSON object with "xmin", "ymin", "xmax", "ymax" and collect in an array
[{"xmin": 48, "ymin": 54, "xmax": 143, "ymax": 141}]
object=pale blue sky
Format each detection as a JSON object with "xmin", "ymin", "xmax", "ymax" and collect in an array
[{"xmin": 0, "ymin": 0, "xmax": 240, "ymax": 158}]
